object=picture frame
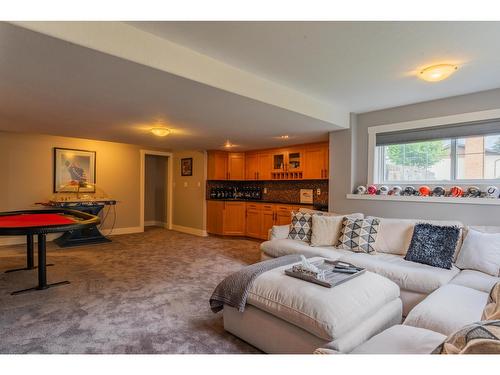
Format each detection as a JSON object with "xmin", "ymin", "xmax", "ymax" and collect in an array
[
  {"xmin": 53, "ymin": 147, "xmax": 96, "ymax": 193},
  {"xmin": 181, "ymin": 157, "xmax": 193, "ymax": 176}
]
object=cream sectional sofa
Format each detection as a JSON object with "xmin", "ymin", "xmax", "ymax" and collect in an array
[{"xmin": 261, "ymin": 214, "xmax": 500, "ymax": 316}]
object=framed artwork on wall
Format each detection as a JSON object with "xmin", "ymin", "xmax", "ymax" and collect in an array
[
  {"xmin": 53, "ymin": 148, "xmax": 96, "ymax": 193},
  {"xmin": 181, "ymin": 157, "xmax": 193, "ymax": 176}
]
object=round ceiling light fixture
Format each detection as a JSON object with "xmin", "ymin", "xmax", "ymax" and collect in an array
[
  {"xmin": 224, "ymin": 140, "xmax": 234, "ymax": 148},
  {"xmin": 419, "ymin": 64, "xmax": 458, "ymax": 82},
  {"xmin": 151, "ymin": 127, "xmax": 171, "ymax": 137}
]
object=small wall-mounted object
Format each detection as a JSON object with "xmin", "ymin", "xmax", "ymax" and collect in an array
[
  {"xmin": 300, "ymin": 189, "xmax": 314, "ymax": 204},
  {"xmin": 181, "ymin": 158, "xmax": 193, "ymax": 176}
]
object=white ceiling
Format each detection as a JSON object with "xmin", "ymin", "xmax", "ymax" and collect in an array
[
  {"xmin": 2, "ymin": 21, "xmax": 500, "ymax": 151},
  {"xmin": 130, "ymin": 21, "xmax": 500, "ymax": 113},
  {"xmin": 0, "ymin": 23, "xmax": 333, "ymax": 151}
]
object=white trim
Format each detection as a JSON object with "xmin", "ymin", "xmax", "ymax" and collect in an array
[
  {"xmin": 107, "ymin": 226, "xmax": 143, "ymax": 236},
  {"xmin": 346, "ymin": 194, "xmax": 500, "ymax": 206},
  {"xmin": 171, "ymin": 224, "xmax": 208, "ymax": 237},
  {"xmin": 0, "ymin": 226, "xmax": 143, "ymax": 247},
  {"xmin": 140, "ymin": 150, "xmax": 173, "ymax": 234},
  {"xmin": 144, "ymin": 220, "xmax": 168, "ymax": 228},
  {"xmin": 367, "ymin": 108, "xmax": 500, "ymax": 185}
]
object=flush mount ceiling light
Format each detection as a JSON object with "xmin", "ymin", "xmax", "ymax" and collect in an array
[
  {"xmin": 280, "ymin": 135, "xmax": 290, "ymax": 140},
  {"xmin": 151, "ymin": 127, "xmax": 170, "ymax": 137},
  {"xmin": 224, "ymin": 140, "xmax": 234, "ymax": 148},
  {"xmin": 419, "ymin": 64, "xmax": 458, "ymax": 82}
]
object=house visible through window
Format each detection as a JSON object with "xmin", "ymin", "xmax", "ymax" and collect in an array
[{"xmin": 376, "ymin": 122, "xmax": 500, "ymax": 183}]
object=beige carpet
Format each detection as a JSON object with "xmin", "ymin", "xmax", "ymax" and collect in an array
[{"xmin": 0, "ymin": 228, "xmax": 262, "ymax": 353}]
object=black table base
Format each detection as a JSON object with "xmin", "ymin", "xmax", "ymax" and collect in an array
[
  {"xmin": 5, "ymin": 234, "xmax": 54, "ymax": 273},
  {"xmin": 11, "ymin": 234, "xmax": 69, "ymax": 295},
  {"xmin": 53, "ymin": 205, "xmax": 111, "ymax": 248}
]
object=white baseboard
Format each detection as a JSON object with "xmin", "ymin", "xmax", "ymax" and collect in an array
[
  {"xmin": 107, "ymin": 226, "xmax": 143, "ymax": 236},
  {"xmin": 0, "ymin": 226, "xmax": 144, "ymax": 247},
  {"xmin": 171, "ymin": 224, "xmax": 208, "ymax": 237},
  {"xmin": 144, "ymin": 221, "xmax": 168, "ymax": 228}
]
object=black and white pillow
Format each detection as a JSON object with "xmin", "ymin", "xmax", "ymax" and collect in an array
[
  {"xmin": 337, "ymin": 217, "xmax": 380, "ymax": 254},
  {"xmin": 288, "ymin": 211, "xmax": 314, "ymax": 242},
  {"xmin": 405, "ymin": 223, "xmax": 460, "ymax": 269}
]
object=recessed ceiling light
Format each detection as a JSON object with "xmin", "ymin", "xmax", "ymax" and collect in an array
[
  {"xmin": 419, "ymin": 64, "xmax": 458, "ymax": 82},
  {"xmin": 151, "ymin": 127, "xmax": 170, "ymax": 137}
]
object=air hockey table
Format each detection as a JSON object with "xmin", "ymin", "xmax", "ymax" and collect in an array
[{"xmin": 0, "ymin": 209, "xmax": 100, "ymax": 295}]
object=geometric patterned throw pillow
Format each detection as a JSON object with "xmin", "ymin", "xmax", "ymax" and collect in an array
[
  {"xmin": 337, "ymin": 217, "xmax": 380, "ymax": 254},
  {"xmin": 288, "ymin": 211, "xmax": 314, "ymax": 242}
]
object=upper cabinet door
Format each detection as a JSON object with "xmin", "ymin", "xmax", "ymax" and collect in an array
[
  {"xmin": 228, "ymin": 153, "xmax": 245, "ymax": 180},
  {"xmin": 287, "ymin": 148, "xmax": 303, "ymax": 171},
  {"xmin": 257, "ymin": 153, "xmax": 273, "ymax": 180},
  {"xmin": 245, "ymin": 153, "xmax": 259, "ymax": 180},
  {"xmin": 304, "ymin": 144, "xmax": 329, "ymax": 179},
  {"xmin": 207, "ymin": 151, "xmax": 228, "ymax": 180},
  {"xmin": 272, "ymin": 151, "xmax": 287, "ymax": 172}
]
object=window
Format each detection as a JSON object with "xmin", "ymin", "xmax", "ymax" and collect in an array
[{"xmin": 377, "ymin": 133, "xmax": 500, "ymax": 184}]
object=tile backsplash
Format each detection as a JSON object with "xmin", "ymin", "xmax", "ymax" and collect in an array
[{"xmin": 206, "ymin": 179, "xmax": 328, "ymax": 208}]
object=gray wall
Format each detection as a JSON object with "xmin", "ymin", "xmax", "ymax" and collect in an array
[
  {"xmin": 329, "ymin": 88, "xmax": 500, "ymax": 226},
  {"xmin": 144, "ymin": 154, "xmax": 168, "ymax": 224}
]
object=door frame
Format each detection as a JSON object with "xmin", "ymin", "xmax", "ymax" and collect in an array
[{"xmin": 140, "ymin": 150, "xmax": 173, "ymax": 232}]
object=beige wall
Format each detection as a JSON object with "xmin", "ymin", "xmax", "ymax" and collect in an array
[
  {"xmin": 144, "ymin": 154, "xmax": 168, "ymax": 224},
  {"xmin": 0, "ymin": 131, "xmax": 166, "ymax": 231},
  {"xmin": 172, "ymin": 150, "xmax": 207, "ymax": 232},
  {"xmin": 329, "ymin": 88, "xmax": 500, "ymax": 226}
]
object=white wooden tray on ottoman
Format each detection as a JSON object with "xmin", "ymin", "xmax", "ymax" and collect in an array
[{"xmin": 223, "ymin": 257, "xmax": 402, "ymax": 353}]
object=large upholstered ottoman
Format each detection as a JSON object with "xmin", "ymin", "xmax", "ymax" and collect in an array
[{"xmin": 223, "ymin": 257, "xmax": 402, "ymax": 353}]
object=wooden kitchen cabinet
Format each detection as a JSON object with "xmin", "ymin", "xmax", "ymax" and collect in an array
[
  {"xmin": 245, "ymin": 153, "xmax": 259, "ymax": 180},
  {"xmin": 207, "ymin": 151, "xmax": 227, "ymax": 180},
  {"xmin": 257, "ymin": 153, "xmax": 273, "ymax": 180},
  {"xmin": 228, "ymin": 152, "xmax": 245, "ymax": 180},
  {"xmin": 207, "ymin": 201, "xmax": 246, "ymax": 236},
  {"xmin": 304, "ymin": 144, "xmax": 329, "ymax": 179},
  {"xmin": 245, "ymin": 204, "xmax": 262, "ymax": 238},
  {"xmin": 208, "ymin": 151, "xmax": 245, "ymax": 180},
  {"xmin": 245, "ymin": 152, "xmax": 273, "ymax": 180},
  {"xmin": 274, "ymin": 205, "xmax": 298, "ymax": 226},
  {"xmin": 222, "ymin": 202, "xmax": 246, "ymax": 235}
]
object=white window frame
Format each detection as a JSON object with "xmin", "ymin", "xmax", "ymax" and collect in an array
[{"xmin": 367, "ymin": 108, "xmax": 500, "ymax": 186}]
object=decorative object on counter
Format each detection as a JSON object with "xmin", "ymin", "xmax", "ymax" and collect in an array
[
  {"xmin": 180, "ymin": 157, "xmax": 193, "ymax": 176},
  {"xmin": 378, "ymin": 186, "xmax": 389, "ymax": 195},
  {"xmin": 53, "ymin": 148, "xmax": 96, "ymax": 193},
  {"xmin": 448, "ymin": 186, "xmax": 464, "ymax": 197},
  {"xmin": 355, "ymin": 185, "xmax": 366, "ymax": 195},
  {"xmin": 389, "ymin": 186, "xmax": 402, "ymax": 196},
  {"xmin": 402, "ymin": 186, "xmax": 417, "ymax": 196},
  {"xmin": 432, "ymin": 186, "xmax": 446, "ymax": 197},
  {"xmin": 209, "ymin": 186, "xmax": 262, "ymax": 200},
  {"xmin": 418, "ymin": 185, "xmax": 431, "ymax": 197},
  {"xmin": 367, "ymin": 185, "xmax": 378, "ymax": 195},
  {"xmin": 486, "ymin": 186, "xmax": 500, "ymax": 198},
  {"xmin": 300, "ymin": 189, "xmax": 314, "ymax": 204},
  {"xmin": 464, "ymin": 186, "xmax": 481, "ymax": 198}
]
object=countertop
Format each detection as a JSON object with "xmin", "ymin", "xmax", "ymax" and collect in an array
[{"xmin": 206, "ymin": 198, "xmax": 316, "ymax": 206}]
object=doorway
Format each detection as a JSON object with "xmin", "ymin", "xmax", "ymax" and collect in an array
[{"xmin": 140, "ymin": 150, "xmax": 173, "ymax": 231}]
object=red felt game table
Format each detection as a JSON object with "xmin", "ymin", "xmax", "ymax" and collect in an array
[{"xmin": 0, "ymin": 209, "xmax": 100, "ymax": 295}]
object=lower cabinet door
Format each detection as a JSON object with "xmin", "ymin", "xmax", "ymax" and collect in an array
[
  {"xmin": 223, "ymin": 202, "xmax": 246, "ymax": 235},
  {"xmin": 245, "ymin": 208, "xmax": 261, "ymax": 239},
  {"xmin": 261, "ymin": 206, "xmax": 275, "ymax": 240}
]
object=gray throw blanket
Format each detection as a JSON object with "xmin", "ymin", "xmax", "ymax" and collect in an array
[{"xmin": 210, "ymin": 254, "xmax": 302, "ymax": 313}]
